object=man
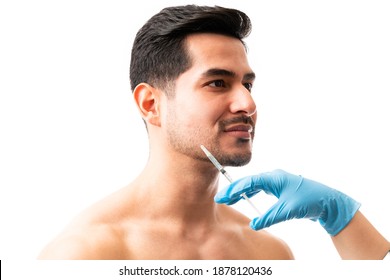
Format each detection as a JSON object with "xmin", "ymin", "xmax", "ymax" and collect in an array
[{"xmin": 38, "ymin": 5, "xmax": 389, "ymax": 260}]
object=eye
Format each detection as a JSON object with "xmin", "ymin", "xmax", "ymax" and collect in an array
[
  {"xmin": 208, "ymin": 80, "xmax": 226, "ymax": 88},
  {"xmin": 243, "ymin": 82, "xmax": 253, "ymax": 92}
]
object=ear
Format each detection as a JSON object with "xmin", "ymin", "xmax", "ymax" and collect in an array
[{"xmin": 133, "ymin": 83, "xmax": 161, "ymax": 127}]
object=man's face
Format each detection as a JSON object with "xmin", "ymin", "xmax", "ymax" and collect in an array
[{"xmin": 163, "ymin": 33, "xmax": 257, "ymax": 166}]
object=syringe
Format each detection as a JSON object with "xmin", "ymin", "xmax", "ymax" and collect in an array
[{"xmin": 200, "ymin": 145, "xmax": 262, "ymax": 217}]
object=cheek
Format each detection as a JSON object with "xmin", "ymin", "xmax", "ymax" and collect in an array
[{"xmin": 176, "ymin": 98, "xmax": 224, "ymax": 126}]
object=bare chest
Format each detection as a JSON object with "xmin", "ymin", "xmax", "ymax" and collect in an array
[{"xmin": 121, "ymin": 227, "xmax": 262, "ymax": 260}]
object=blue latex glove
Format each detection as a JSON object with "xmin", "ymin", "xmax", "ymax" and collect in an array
[{"xmin": 215, "ymin": 169, "xmax": 361, "ymax": 236}]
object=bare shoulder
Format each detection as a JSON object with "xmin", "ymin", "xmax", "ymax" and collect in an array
[
  {"xmin": 219, "ymin": 205, "xmax": 294, "ymax": 260},
  {"xmin": 38, "ymin": 223, "xmax": 126, "ymax": 260},
  {"xmin": 38, "ymin": 189, "xmax": 131, "ymax": 260},
  {"xmin": 244, "ymin": 227, "xmax": 294, "ymax": 259}
]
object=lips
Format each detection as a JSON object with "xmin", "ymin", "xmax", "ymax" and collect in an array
[
  {"xmin": 224, "ymin": 124, "xmax": 253, "ymax": 139},
  {"xmin": 224, "ymin": 125, "xmax": 253, "ymax": 133}
]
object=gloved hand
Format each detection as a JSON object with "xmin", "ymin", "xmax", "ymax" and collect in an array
[{"xmin": 214, "ymin": 169, "xmax": 361, "ymax": 236}]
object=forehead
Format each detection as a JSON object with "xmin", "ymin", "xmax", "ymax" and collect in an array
[{"xmin": 184, "ymin": 33, "xmax": 253, "ymax": 76}]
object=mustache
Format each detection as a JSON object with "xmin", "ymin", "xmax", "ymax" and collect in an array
[{"xmin": 219, "ymin": 115, "xmax": 255, "ymax": 131}]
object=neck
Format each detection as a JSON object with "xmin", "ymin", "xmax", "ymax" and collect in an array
[{"xmin": 130, "ymin": 147, "xmax": 222, "ymax": 226}]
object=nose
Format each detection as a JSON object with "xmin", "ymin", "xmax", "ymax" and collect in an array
[{"xmin": 229, "ymin": 86, "xmax": 257, "ymax": 117}]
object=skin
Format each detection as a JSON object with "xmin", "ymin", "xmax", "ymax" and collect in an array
[
  {"xmin": 38, "ymin": 33, "xmax": 294, "ymax": 260},
  {"xmin": 331, "ymin": 211, "xmax": 389, "ymax": 260}
]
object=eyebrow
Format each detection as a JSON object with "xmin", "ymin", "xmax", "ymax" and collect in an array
[{"xmin": 200, "ymin": 68, "xmax": 256, "ymax": 81}]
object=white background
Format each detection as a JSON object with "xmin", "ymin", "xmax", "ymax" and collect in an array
[{"xmin": 1, "ymin": 0, "xmax": 389, "ymax": 263}]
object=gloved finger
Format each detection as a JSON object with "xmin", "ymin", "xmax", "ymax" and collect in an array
[
  {"xmin": 249, "ymin": 200, "xmax": 298, "ymax": 230},
  {"xmin": 215, "ymin": 169, "xmax": 294, "ymax": 205},
  {"xmin": 214, "ymin": 175, "xmax": 261, "ymax": 205},
  {"xmin": 252, "ymin": 169, "xmax": 294, "ymax": 198}
]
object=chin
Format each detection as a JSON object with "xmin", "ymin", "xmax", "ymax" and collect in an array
[
  {"xmin": 221, "ymin": 152, "xmax": 252, "ymax": 167},
  {"xmin": 229, "ymin": 157, "xmax": 252, "ymax": 167}
]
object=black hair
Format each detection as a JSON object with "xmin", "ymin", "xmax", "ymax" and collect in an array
[{"xmin": 129, "ymin": 5, "xmax": 252, "ymax": 95}]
